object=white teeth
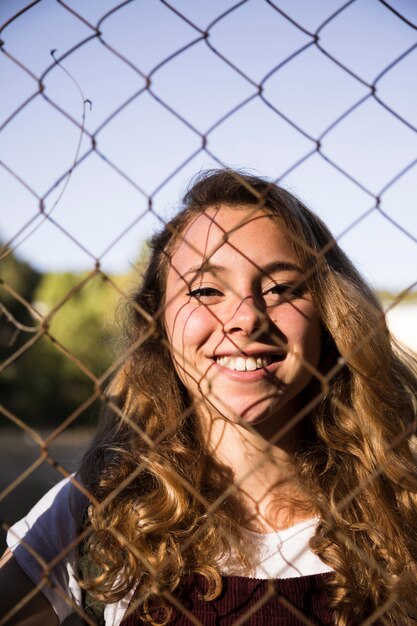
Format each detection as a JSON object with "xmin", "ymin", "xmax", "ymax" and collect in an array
[
  {"xmin": 245, "ymin": 357, "xmax": 257, "ymax": 371},
  {"xmin": 216, "ymin": 355, "xmax": 275, "ymax": 371}
]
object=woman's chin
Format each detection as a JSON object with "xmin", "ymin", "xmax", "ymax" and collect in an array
[{"xmin": 209, "ymin": 396, "xmax": 286, "ymax": 428}]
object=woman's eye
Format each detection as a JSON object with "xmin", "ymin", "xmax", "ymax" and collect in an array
[
  {"xmin": 266, "ymin": 283, "xmax": 305, "ymax": 299},
  {"xmin": 187, "ymin": 287, "xmax": 222, "ymax": 300}
]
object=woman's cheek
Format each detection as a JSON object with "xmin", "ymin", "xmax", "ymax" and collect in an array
[
  {"xmin": 170, "ymin": 304, "xmax": 215, "ymax": 363},
  {"xmin": 270, "ymin": 303, "xmax": 321, "ymax": 363}
]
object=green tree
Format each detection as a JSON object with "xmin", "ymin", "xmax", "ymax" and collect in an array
[
  {"xmin": 0, "ymin": 245, "xmax": 42, "ymax": 425},
  {"xmin": 0, "ymin": 241, "xmax": 149, "ymax": 428}
]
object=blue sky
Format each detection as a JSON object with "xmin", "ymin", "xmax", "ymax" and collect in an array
[{"xmin": 1, "ymin": 0, "xmax": 416, "ymax": 291}]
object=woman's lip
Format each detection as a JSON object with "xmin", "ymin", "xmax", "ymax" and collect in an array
[
  {"xmin": 210, "ymin": 359, "xmax": 280, "ymax": 382},
  {"xmin": 212, "ymin": 351, "xmax": 286, "ymax": 358}
]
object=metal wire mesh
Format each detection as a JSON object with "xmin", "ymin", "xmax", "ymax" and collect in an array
[{"xmin": 1, "ymin": 1, "xmax": 417, "ymax": 624}]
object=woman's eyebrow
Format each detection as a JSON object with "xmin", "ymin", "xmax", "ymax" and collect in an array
[
  {"xmin": 178, "ymin": 260, "xmax": 303, "ymax": 283},
  {"xmin": 262, "ymin": 261, "xmax": 304, "ymax": 275},
  {"xmin": 179, "ymin": 263, "xmax": 227, "ymax": 282}
]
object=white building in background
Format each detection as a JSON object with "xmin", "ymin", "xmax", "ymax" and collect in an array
[{"xmin": 385, "ymin": 303, "xmax": 417, "ymax": 354}]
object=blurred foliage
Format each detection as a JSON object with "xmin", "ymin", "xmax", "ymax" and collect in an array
[
  {"xmin": 0, "ymin": 245, "xmax": 41, "ymax": 335},
  {"xmin": 0, "ymin": 244, "xmax": 146, "ymax": 428},
  {"xmin": 35, "ymin": 271, "xmax": 125, "ymax": 374}
]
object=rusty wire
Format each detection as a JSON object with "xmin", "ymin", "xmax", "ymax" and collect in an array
[{"xmin": 0, "ymin": 1, "xmax": 417, "ymax": 624}]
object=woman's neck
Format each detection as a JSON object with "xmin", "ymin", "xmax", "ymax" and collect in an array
[{"xmin": 204, "ymin": 415, "xmax": 315, "ymax": 532}]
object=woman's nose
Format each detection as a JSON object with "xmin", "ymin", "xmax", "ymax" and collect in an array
[{"xmin": 223, "ymin": 296, "xmax": 263, "ymax": 336}]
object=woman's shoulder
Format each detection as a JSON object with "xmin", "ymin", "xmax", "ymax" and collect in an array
[
  {"xmin": 8, "ymin": 474, "xmax": 88, "ymax": 550},
  {"xmin": 6, "ymin": 474, "xmax": 89, "ymax": 624}
]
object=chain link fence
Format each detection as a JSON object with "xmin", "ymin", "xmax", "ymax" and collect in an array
[{"xmin": 1, "ymin": 1, "xmax": 417, "ymax": 624}]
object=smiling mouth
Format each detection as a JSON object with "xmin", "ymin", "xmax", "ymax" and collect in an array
[{"xmin": 214, "ymin": 354, "xmax": 285, "ymax": 372}]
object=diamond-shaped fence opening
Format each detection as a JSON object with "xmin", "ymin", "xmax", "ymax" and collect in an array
[{"xmin": 0, "ymin": 1, "xmax": 417, "ymax": 625}]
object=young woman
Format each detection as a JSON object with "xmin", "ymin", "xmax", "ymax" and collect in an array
[{"xmin": 1, "ymin": 169, "xmax": 417, "ymax": 626}]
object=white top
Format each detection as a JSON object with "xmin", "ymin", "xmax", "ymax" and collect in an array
[{"xmin": 7, "ymin": 476, "xmax": 332, "ymax": 626}]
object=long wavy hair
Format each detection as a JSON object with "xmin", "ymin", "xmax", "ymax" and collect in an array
[{"xmin": 79, "ymin": 169, "xmax": 417, "ymax": 625}]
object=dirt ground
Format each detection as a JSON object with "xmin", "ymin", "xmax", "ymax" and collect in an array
[{"xmin": 0, "ymin": 428, "xmax": 93, "ymax": 553}]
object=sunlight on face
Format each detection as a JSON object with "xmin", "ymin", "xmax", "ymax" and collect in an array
[{"xmin": 164, "ymin": 206, "xmax": 321, "ymax": 428}]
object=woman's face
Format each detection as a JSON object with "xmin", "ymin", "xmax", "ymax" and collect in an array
[{"xmin": 164, "ymin": 205, "xmax": 321, "ymax": 427}]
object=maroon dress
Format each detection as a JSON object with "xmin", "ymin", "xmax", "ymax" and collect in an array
[{"xmin": 121, "ymin": 573, "xmax": 335, "ymax": 625}]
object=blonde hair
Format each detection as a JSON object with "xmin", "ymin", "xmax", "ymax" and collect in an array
[{"xmin": 80, "ymin": 170, "xmax": 417, "ymax": 624}]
